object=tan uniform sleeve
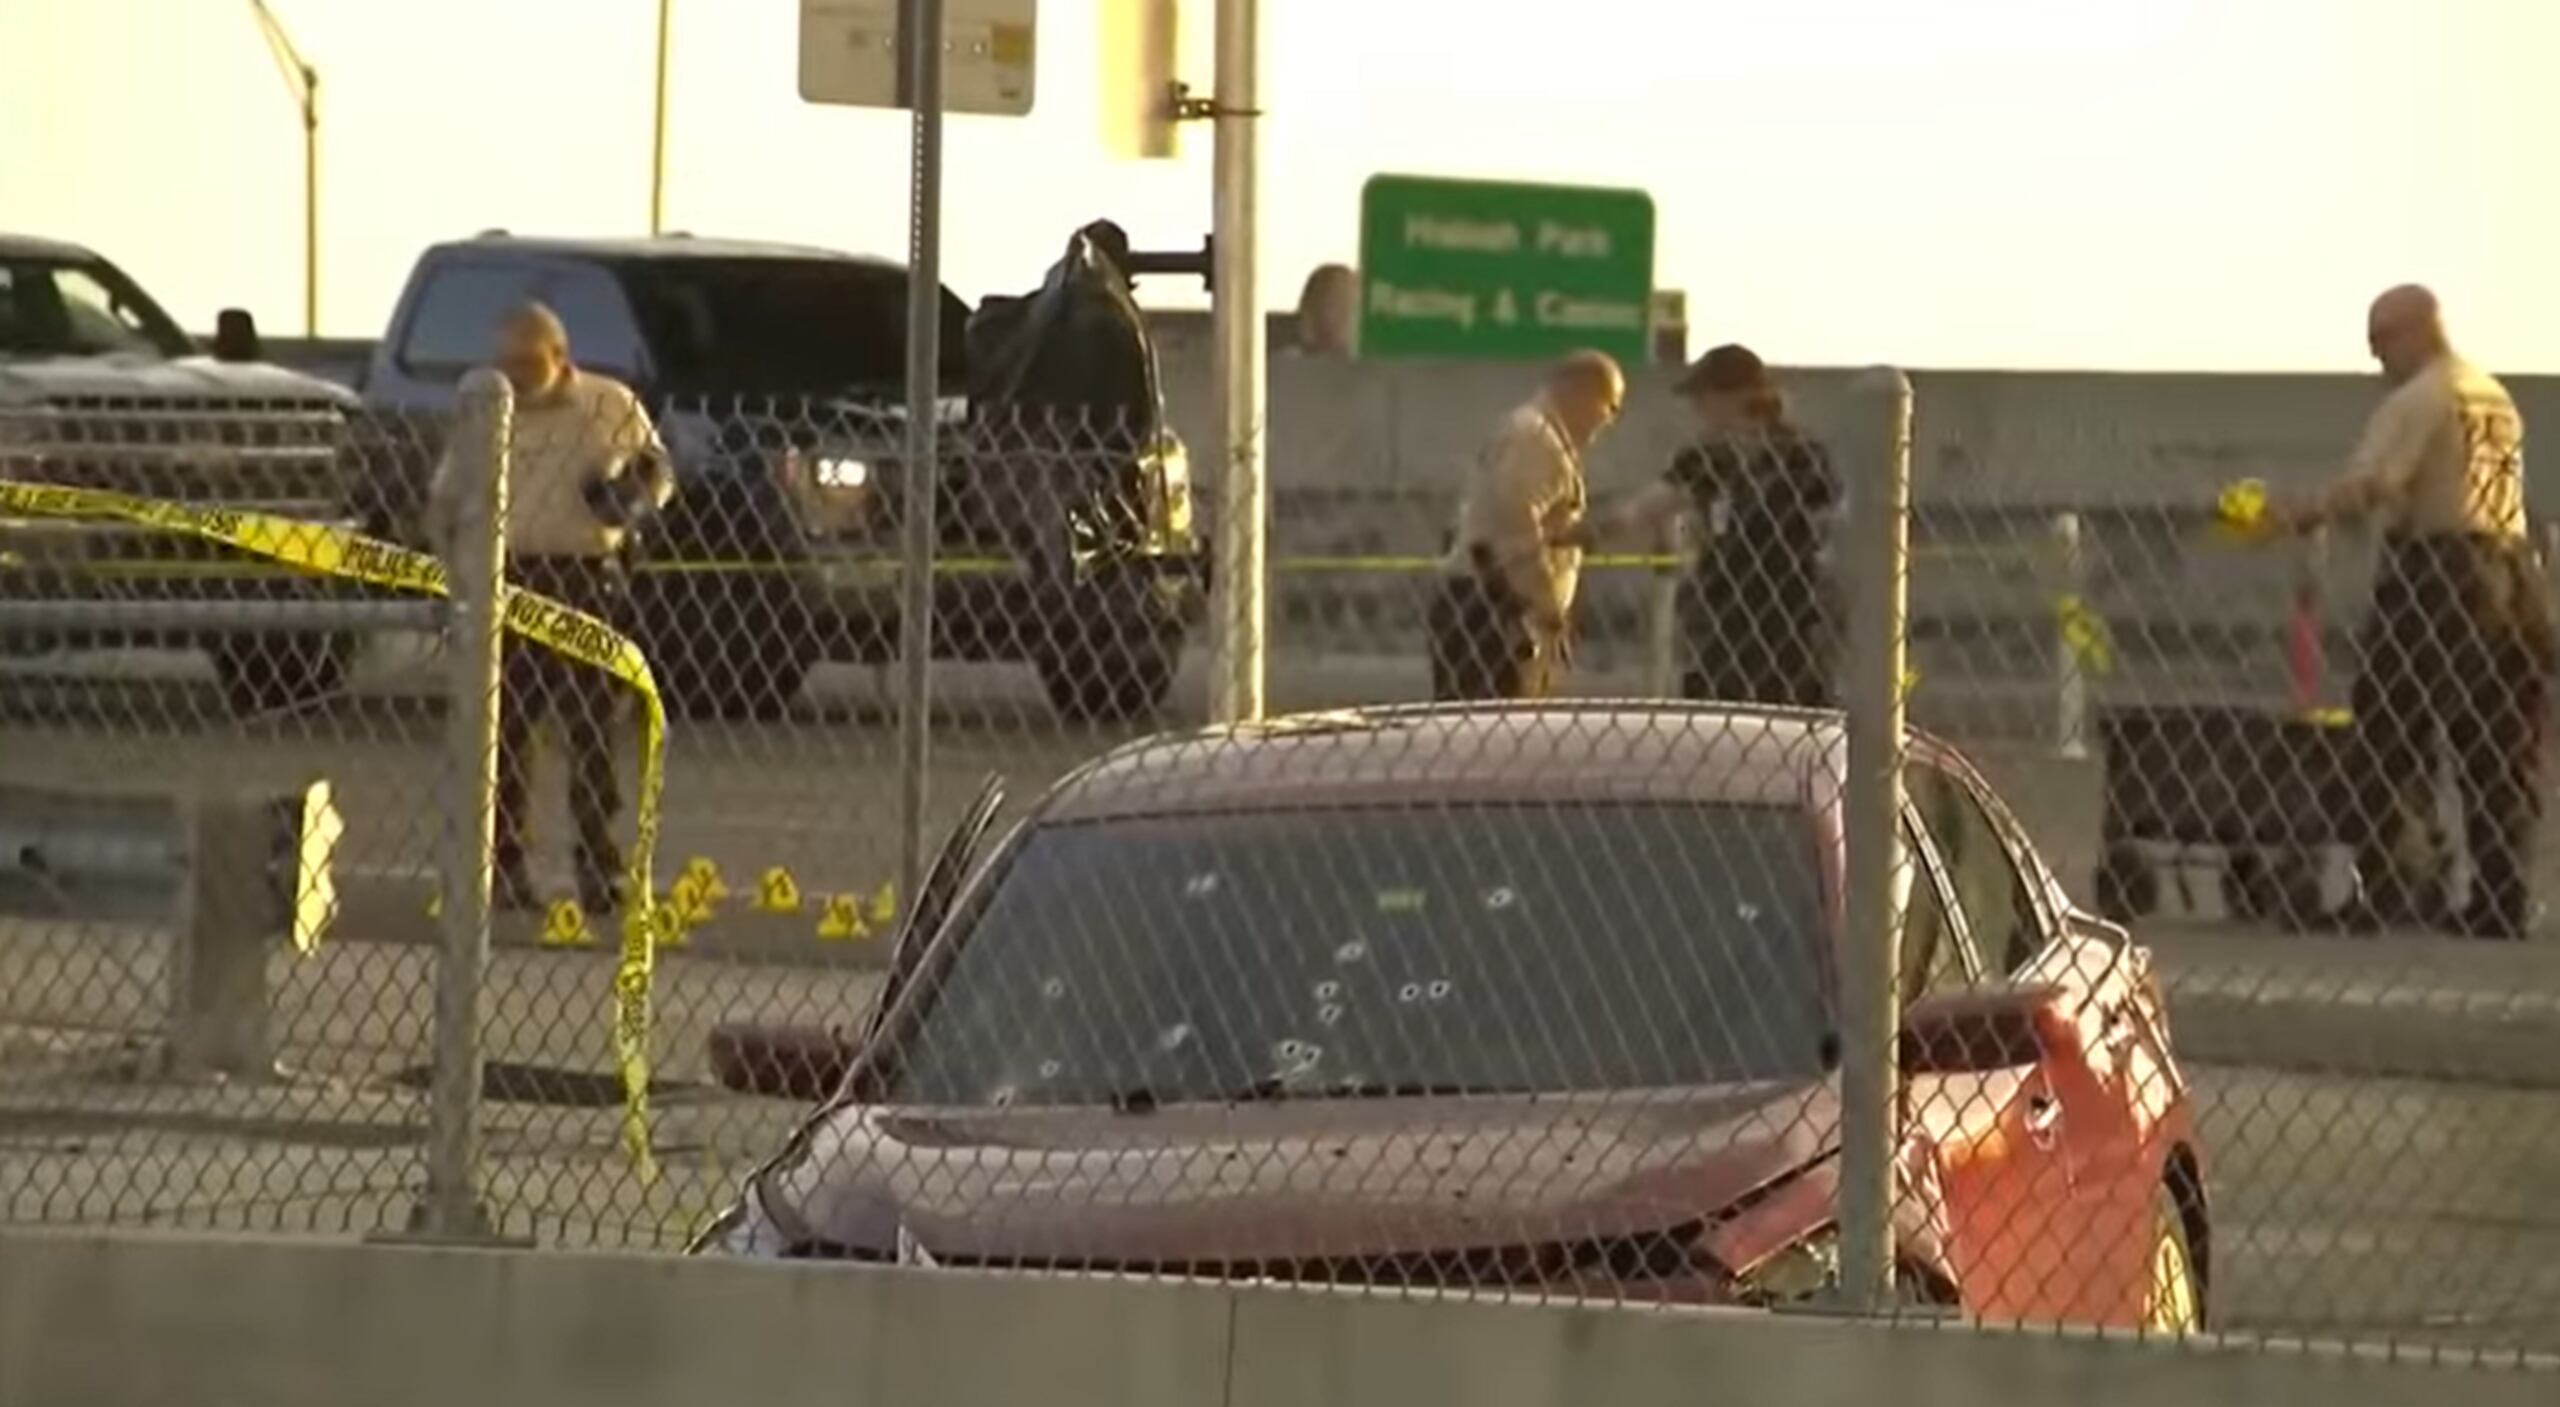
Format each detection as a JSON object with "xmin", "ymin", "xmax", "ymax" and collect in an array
[
  {"xmin": 2321, "ymin": 380, "xmax": 2438, "ymax": 526},
  {"xmin": 601, "ymin": 385, "xmax": 676, "ymax": 510},
  {"xmin": 1478, "ymin": 424, "xmax": 1575, "ymax": 624}
]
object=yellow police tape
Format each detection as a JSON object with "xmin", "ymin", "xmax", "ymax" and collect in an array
[{"xmin": 0, "ymin": 479, "xmax": 668, "ymax": 1185}]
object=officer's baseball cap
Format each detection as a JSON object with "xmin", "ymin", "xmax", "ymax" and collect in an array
[{"xmin": 1675, "ymin": 343, "xmax": 1771, "ymax": 396}]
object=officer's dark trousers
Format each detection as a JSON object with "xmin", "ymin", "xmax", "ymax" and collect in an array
[
  {"xmin": 2348, "ymin": 534, "xmax": 2552, "ymax": 932},
  {"xmin": 1427, "ymin": 573, "xmax": 1553, "ymax": 702},
  {"xmin": 494, "ymin": 556, "xmax": 627, "ymax": 908}
]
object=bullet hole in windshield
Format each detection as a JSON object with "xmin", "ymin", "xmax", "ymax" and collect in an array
[
  {"xmin": 1157, "ymin": 1022, "xmax": 1195, "ymax": 1053},
  {"xmin": 1184, "ymin": 873, "xmax": 1221, "ymax": 899},
  {"xmin": 1271, "ymin": 1039, "xmax": 1323, "ymax": 1077},
  {"xmin": 1317, "ymin": 1003, "xmax": 1345, "ymax": 1026},
  {"xmin": 1038, "ymin": 1059, "xmax": 1062, "ymax": 1080},
  {"xmin": 1427, "ymin": 979, "xmax": 1454, "ymax": 1001},
  {"xmin": 1335, "ymin": 940, "xmax": 1370, "ymax": 965},
  {"xmin": 1313, "ymin": 980, "xmax": 1343, "ymax": 1002},
  {"xmin": 1039, "ymin": 976, "xmax": 1067, "ymax": 1001},
  {"xmin": 1484, "ymin": 886, "xmax": 1518, "ymax": 911}
]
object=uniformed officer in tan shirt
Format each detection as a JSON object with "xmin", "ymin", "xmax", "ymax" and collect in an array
[
  {"xmin": 428, "ymin": 302, "xmax": 675, "ymax": 917},
  {"xmin": 1427, "ymin": 350, "xmax": 1625, "ymax": 700},
  {"xmin": 2262, "ymin": 285, "xmax": 2552, "ymax": 937}
]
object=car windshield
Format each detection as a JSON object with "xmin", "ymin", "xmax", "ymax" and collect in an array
[
  {"xmin": 0, "ymin": 256, "xmax": 190, "ymax": 358},
  {"xmin": 886, "ymin": 802, "xmax": 1834, "ymax": 1108},
  {"xmin": 615, "ymin": 257, "xmax": 969, "ymax": 395}
]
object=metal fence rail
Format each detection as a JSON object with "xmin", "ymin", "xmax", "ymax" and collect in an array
[{"xmin": 4, "ymin": 377, "xmax": 2557, "ymax": 1368}]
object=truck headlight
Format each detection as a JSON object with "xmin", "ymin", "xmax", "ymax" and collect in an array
[{"xmin": 813, "ymin": 456, "xmax": 871, "ymax": 489}]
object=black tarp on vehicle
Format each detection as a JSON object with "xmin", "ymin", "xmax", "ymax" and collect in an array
[{"xmin": 965, "ymin": 220, "xmax": 1163, "ymax": 437}]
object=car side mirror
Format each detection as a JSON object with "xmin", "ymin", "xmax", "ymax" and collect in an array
[
  {"xmin": 211, "ymin": 308, "xmax": 263, "ymax": 364},
  {"xmin": 1897, "ymin": 983, "xmax": 2063, "ymax": 1076}
]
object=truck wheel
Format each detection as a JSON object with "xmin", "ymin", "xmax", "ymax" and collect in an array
[
  {"xmin": 210, "ymin": 634, "xmax": 354, "ymax": 718},
  {"xmin": 630, "ymin": 570, "xmax": 816, "ymax": 721},
  {"xmin": 1038, "ymin": 625, "xmax": 1178, "ymax": 723}
]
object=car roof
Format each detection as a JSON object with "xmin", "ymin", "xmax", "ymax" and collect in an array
[
  {"xmin": 1041, "ymin": 702, "xmax": 1859, "ymax": 823},
  {"xmin": 0, "ymin": 233, "xmax": 102, "ymax": 262},
  {"xmin": 428, "ymin": 233, "xmax": 909, "ymax": 272}
]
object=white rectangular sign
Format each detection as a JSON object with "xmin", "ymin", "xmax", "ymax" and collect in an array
[{"xmin": 799, "ymin": 0, "xmax": 1037, "ymax": 115}]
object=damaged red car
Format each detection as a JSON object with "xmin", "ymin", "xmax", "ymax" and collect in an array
[{"xmin": 694, "ymin": 702, "xmax": 2208, "ymax": 1331}]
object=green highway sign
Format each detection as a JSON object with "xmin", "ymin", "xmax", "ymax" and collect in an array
[{"xmin": 1357, "ymin": 174, "xmax": 1656, "ymax": 362}]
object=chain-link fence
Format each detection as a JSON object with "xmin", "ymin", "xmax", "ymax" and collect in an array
[{"xmin": 6, "ymin": 356, "xmax": 2558, "ymax": 1368}]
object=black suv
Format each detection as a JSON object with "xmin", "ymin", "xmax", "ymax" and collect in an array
[{"xmin": 360, "ymin": 232, "xmax": 1202, "ymax": 720}]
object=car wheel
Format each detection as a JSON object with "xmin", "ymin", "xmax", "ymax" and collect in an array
[
  {"xmin": 1038, "ymin": 628, "xmax": 1178, "ymax": 723},
  {"xmin": 2094, "ymin": 844, "xmax": 2156, "ymax": 921},
  {"xmin": 1036, "ymin": 570, "xmax": 1182, "ymax": 723},
  {"xmin": 209, "ymin": 633, "xmax": 354, "ymax": 718},
  {"xmin": 2144, "ymin": 1176, "xmax": 2206, "ymax": 1334}
]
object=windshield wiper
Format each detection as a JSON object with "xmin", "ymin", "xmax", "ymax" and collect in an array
[{"xmin": 1109, "ymin": 1078, "xmax": 1534, "ymax": 1114}]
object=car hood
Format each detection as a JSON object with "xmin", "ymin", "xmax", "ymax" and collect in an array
[
  {"xmin": 0, "ymin": 352, "xmax": 355, "ymax": 405},
  {"xmin": 757, "ymin": 1078, "xmax": 1840, "ymax": 1267}
]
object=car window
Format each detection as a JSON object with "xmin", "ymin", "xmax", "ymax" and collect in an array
[
  {"xmin": 398, "ymin": 262, "xmax": 539, "ymax": 374},
  {"xmin": 535, "ymin": 263, "xmax": 647, "ymax": 380},
  {"xmin": 0, "ymin": 258, "xmax": 188, "ymax": 358},
  {"xmin": 1897, "ymin": 822, "xmax": 1971, "ymax": 1001},
  {"xmin": 886, "ymin": 801, "xmax": 1836, "ymax": 1107},
  {"xmin": 1906, "ymin": 762, "xmax": 2044, "ymax": 975},
  {"xmin": 616, "ymin": 257, "xmax": 969, "ymax": 394}
]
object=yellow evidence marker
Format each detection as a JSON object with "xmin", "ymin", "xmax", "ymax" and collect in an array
[
  {"xmin": 541, "ymin": 899, "xmax": 597, "ymax": 948},
  {"xmin": 681, "ymin": 857, "xmax": 729, "ymax": 901},
  {"xmin": 2215, "ymin": 477, "xmax": 2272, "ymax": 541},
  {"xmin": 755, "ymin": 867, "xmax": 803, "ymax": 914},
  {"xmin": 816, "ymin": 893, "xmax": 868, "ymax": 942}
]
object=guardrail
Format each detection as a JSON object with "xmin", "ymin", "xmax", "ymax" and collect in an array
[{"xmin": 0, "ymin": 778, "xmax": 340, "ymax": 1078}]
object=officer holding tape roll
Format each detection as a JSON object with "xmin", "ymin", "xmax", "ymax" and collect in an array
[
  {"xmin": 1427, "ymin": 351, "xmax": 1624, "ymax": 701},
  {"xmin": 2244, "ymin": 286, "xmax": 2552, "ymax": 939},
  {"xmin": 427, "ymin": 302, "xmax": 675, "ymax": 917}
]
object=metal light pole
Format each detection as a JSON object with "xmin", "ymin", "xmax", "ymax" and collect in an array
[
  {"xmin": 649, "ymin": 0, "xmax": 673, "ymax": 234},
  {"xmin": 1208, "ymin": 0, "xmax": 1265, "ymax": 724},
  {"xmin": 894, "ymin": 0, "xmax": 946, "ymax": 906},
  {"xmin": 246, "ymin": 0, "xmax": 319, "ymax": 335}
]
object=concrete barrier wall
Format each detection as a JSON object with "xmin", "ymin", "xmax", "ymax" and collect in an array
[{"xmin": 3, "ymin": 1228, "xmax": 2550, "ymax": 1407}]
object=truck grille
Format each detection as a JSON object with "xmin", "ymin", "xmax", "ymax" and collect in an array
[{"xmin": 1, "ymin": 397, "xmax": 349, "ymax": 511}]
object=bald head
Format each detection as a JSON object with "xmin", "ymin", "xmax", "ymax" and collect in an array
[
  {"xmin": 494, "ymin": 301, "xmax": 571, "ymax": 396},
  {"xmin": 2367, "ymin": 284, "xmax": 2449, "ymax": 383},
  {"xmin": 1542, "ymin": 350, "xmax": 1628, "ymax": 447}
]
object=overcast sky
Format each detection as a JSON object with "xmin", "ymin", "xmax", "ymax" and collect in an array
[{"xmin": 7, "ymin": 0, "xmax": 2555, "ymax": 371}]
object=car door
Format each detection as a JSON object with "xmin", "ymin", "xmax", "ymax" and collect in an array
[
  {"xmin": 1894, "ymin": 787, "xmax": 2079, "ymax": 1322},
  {"xmin": 1905, "ymin": 751, "xmax": 2159, "ymax": 1324}
]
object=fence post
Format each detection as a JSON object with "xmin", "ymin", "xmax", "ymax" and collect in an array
[
  {"xmin": 1837, "ymin": 366, "xmax": 1912, "ymax": 1312},
  {"xmin": 1643, "ymin": 518, "xmax": 1687, "ymax": 697},
  {"xmin": 2053, "ymin": 511, "xmax": 2088, "ymax": 760},
  {"xmin": 411, "ymin": 368, "xmax": 508, "ymax": 1241},
  {"xmin": 2288, "ymin": 527, "xmax": 2330, "ymax": 712}
]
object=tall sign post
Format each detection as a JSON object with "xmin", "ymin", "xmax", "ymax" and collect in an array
[{"xmin": 799, "ymin": 0, "xmax": 1036, "ymax": 901}]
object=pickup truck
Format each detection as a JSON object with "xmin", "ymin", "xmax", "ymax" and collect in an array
[
  {"xmin": 0, "ymin": 233, "xmax": 372, "ymax": 714},
  {"xmin": 355, "ymin": 231, "xmax": 1204, "ymax": 720}
]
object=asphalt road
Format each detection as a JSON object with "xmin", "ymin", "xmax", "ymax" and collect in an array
[{"xmin": 5, "ymin": 644, "xmax": 2560, "ymax": 1357}]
